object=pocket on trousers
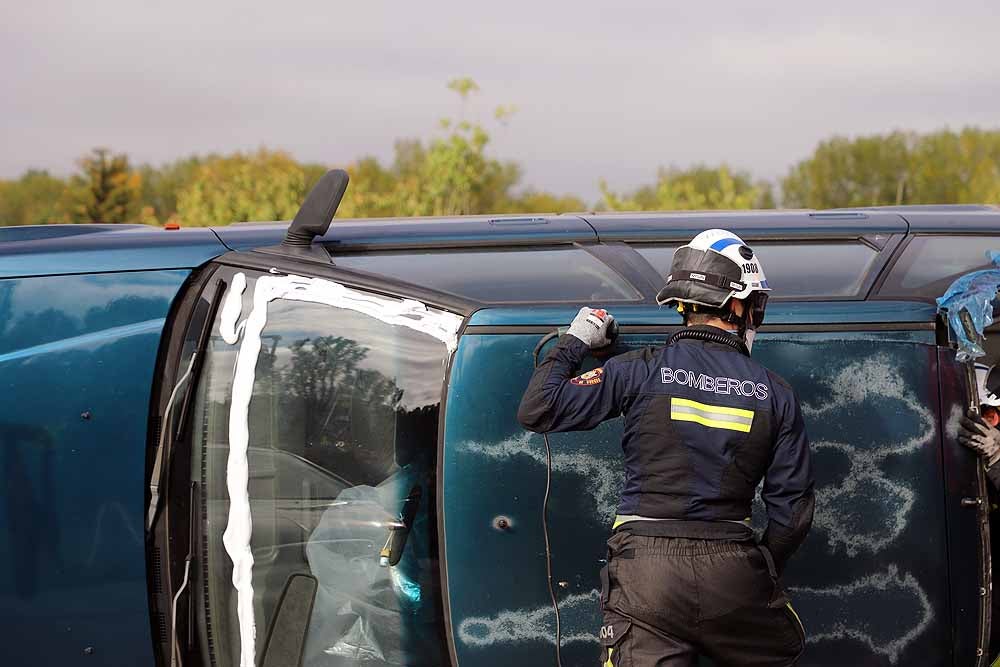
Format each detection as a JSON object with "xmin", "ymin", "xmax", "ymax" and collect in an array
[
  {"xmin": 599, "ymin": 612, "xmax": 632, "ymax": 667},
  {"xmin": 699, "ymin": 547, "xmax": 775, "ymax": 620},
  {"xmin": 783, "ymin": 601, "xmax": 805, "ymax": 643},
  {"xmin": 754, "ymin": 545, "xmax": 791, "ymax": 609}
]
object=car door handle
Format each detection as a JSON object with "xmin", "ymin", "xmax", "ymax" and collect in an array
[{"xmin": 961, "ymin": 497, "xmax": 983, "ymax": 508}]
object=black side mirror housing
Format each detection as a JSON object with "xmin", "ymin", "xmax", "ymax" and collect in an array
[
  {"xmin": 256, "ymin": 168, "xmax": 350, "ymax": 264},
  {"xmin": 282, "ymin": 169, "xmax": 350, "ymax": 248}
]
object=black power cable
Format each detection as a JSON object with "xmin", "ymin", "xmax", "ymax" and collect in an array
[
  {"xmin": 541, "ymin": 431, "xmax": 562, "ymax": 667},
  {"xmin": 532, "ymin": 331, "xmax": 563, "ymax": 667},
  {"xmin": 530, "ymin": 321, "xmax": 620, "ymax": 667}
]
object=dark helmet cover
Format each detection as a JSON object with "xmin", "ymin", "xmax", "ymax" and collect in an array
[{"xmin": 655, "ymin": 246, "xmax": 745, "ymax": 309}]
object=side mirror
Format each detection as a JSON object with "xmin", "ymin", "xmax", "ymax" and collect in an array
[
  {"xmin": 255, "ymin": 169, "xmax": 350, "ymax": 263},
  {"xmin": 282, "ymin": 169, "xmax": 350, "ymax": 248}
]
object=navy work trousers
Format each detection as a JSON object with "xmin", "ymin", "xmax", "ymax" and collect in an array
[{"xmin": 599, "ymin": 532, "xmax": 804, "ymax": 667}]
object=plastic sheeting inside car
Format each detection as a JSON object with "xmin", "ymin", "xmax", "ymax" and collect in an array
[
  {"xmin": 304, "ymin": 471, "xmax": 441, "ymax": 667},
  {"xmin": 936, "ymin": 251, "xmax": 1000, "ymax": 362}
]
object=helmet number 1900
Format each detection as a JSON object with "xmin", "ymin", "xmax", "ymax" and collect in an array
[{"xmin": 742, "ymin": 262, "xmax": 759, "ymax": 274}]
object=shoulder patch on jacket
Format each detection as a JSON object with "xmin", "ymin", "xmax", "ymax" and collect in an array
[{"xmin": 570, "ymin": 368, "xmax": 604, "ymax": 386}]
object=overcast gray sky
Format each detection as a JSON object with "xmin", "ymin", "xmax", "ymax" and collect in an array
[{"xmin": 3, "ymin": 0, "xmax": 999, "ymax": 202}]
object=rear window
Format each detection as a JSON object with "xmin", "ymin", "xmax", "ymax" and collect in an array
[
  {"xmin": 633, "ymin": 242, "xmax": 881, "ymax": 299},
  {"xmin": 879, "ymin": 235, "xmax": 1000, "ymax": 299},
  {"xmin": 331, "ymin": 247, "xmax": 642, "ymax": 303}
]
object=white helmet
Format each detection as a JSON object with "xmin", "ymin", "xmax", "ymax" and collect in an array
[
  {"xmin": 656, "ymin": 229, "xmax": 771, "ymax": 324},
  {"xmin": 976, "ymin": 363, "xmax": 1000, "ymax": 407}
]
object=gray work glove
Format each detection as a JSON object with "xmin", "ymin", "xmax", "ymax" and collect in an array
[
  {"xmin": 566, "ymin": 307, "xmax": 616, "ymax": 349},
  {"xmin": 958, "ymin": 410, "xmax": 1000, "ymax": 468}
]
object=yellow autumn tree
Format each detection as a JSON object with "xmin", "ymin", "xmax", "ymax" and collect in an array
[{"xmin": 176, "ymin": 149, "xmax": 307, "ymax": 225}]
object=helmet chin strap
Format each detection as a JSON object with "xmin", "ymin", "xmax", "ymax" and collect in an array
[{"xmin": 724, "ymin": 300, "xmax": 756, "ymax": 352}]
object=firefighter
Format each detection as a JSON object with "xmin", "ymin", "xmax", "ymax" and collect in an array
[
  {"xmin": 518, "ymin": 229, "xmax": 814, "ymax": 666},
  {"xmin": 958, "ymin": 363, "xmax": 1000, "ymax": 487}
]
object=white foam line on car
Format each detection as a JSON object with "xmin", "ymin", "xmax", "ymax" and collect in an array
[
  {"xmin": 219, "ymin": 271, "xmax": 463, "ymax": 667},
  {"xmin": 220, "ymin": 271, "xmax": 247, "ymax": 345}
]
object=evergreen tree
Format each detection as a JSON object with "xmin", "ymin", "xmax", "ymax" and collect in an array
[{"xmin": 69, "ymin": 148, "xmax": 142, "ymax": 223}]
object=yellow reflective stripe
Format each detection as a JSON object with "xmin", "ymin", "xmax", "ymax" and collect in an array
[
  {"xmin": 786, "ymin": 602, "xmax": 804, "ymax": 632},
  {"xmin": 604, "ymin": 647, "xmax": 614, "ymax": 667},
  {"xmin": 991, "ymin": 652, "xmax": 1000, "ymax": 667},
  {"xmin": 672, "ymin": 411, "xmax": 752, "ymax": 433},
  {"xmin": 612, "ymin": 516, "xmax": 626, "ymax": 529},
  {"xmin": 671, "ymin": 397, "xmax": 755, "ymax": 418}
]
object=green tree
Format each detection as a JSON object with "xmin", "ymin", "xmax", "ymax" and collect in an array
[
  {"xmin": 782, "ymin": 129, "xmax": 1000, "ymax": 208},
  {"xmin": 138, "ymin": 156, "xmax": 206, "ymax": 224},
  {"xmin": 446, "ymin": 77, "xmax": 480, "ymax": 101},
  {"xmin": 396, "ymin": 80, "xmax": 522, "ymax": 216},
  {"xmin": 503, "ymin": 190, "xmax": 587, "ymax": 214},
  {"xmin": 0, "ymin": 170, "xmax": 69, "ymax": 225},
  {"xmin": 301, "ymin": 161, "xmax": 331, "ymax": 194},
  {"xmin": 338, "ymin": 80, "xmax": 526, "ymax": 218},
  {"xmin": 175, "ymin": 149, "xmax": 307, "ymax": 225},
  {"xmin": 601, "ymin": 165, "xmax": 769, "ymax": 211},
  {"xmin": 337, "ymin": 154, "xmax": 409, "ymax": 218},
  {"xmin": 0, "ymin": 79, "xmax": 590, "ymax": 225},
  {"xmin": 781, "ymin": 132, "xmax": 913, "ymax": 208},
  {"xmin": 69, "ymin": 148, "xmax": 142, "ymax": 223},
  {"xmin": 415, "ymin": 121, "xmax": 519, "ymax": 215},
  {"xmin": 907, "ymin": 128, "xmax": 1000, "ymax": 204}
]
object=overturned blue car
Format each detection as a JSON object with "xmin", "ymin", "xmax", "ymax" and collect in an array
[{"xmin": 0, "ymin": 172, "xmax": 997, "ymax": 666}]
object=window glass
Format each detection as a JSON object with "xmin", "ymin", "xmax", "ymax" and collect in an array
[
  {"xmin": 331, "ymin": 247, "xmax": 641, "ymax": 302},
  {"xmin": 634, "ymin": 243, "xmax": 880, "ymax": 298},
  {"xmin": 192, "ymin": 273, "xmax": 450, "ymax": 666},
  {"xmin": 879, "ymin": 235, "xmax": 1000, "ymax": 298}
]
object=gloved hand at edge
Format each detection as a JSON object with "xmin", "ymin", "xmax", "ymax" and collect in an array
[
  {"xmin": 958, "ymin": 409, "xmax": 1000, "ymax": 468},
  {"xmin": 567, "ymin": 307, "xmax": 616, "ymax": 349}
]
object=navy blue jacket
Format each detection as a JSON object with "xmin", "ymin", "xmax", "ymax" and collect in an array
[{"xmin": 518, "ymin": 326, "xmax": 814, "ymax": 570}]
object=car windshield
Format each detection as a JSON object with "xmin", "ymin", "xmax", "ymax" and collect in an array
[{"xmin": 190, "ymin": 271, "xmax": 452, "ymax": 667}]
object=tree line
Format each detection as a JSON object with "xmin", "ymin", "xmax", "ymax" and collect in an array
[{"xmin": 1, "ymin": 81, "xmax": 999, "ymax": 226}]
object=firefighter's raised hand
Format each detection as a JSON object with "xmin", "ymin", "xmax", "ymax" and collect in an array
[
  {"xmin": 959, "ymin": 409, "xmax": 1000, "ymax": 468},
  {"xmin": 567, "ymin": 307, "xmax": 616, "ymax": 349}
]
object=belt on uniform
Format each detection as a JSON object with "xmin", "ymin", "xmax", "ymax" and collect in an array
[{"xmin": 614, "ymin": 516, "xmax": 754, "ymax": 541}]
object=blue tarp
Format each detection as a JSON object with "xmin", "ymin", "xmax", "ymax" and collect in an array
[{"xmin": 936, "ymin": 251, "xmax": 1000, "ymax": 362}]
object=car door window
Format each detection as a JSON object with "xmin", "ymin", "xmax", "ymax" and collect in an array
[
  {"xmin": 331, "ymin": 246, "xmax": 643, "ymax": 303},
  {"xmin": 190, "ymin": 269, "xmax": 455, "ymax": 666},
  {"xmin": 878, "ymin": 235, "xmax": 1000, "ymax": 299},
  {"xmin": 632, "ymin": 242, "xmax": 881, "ymax": 299}
]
